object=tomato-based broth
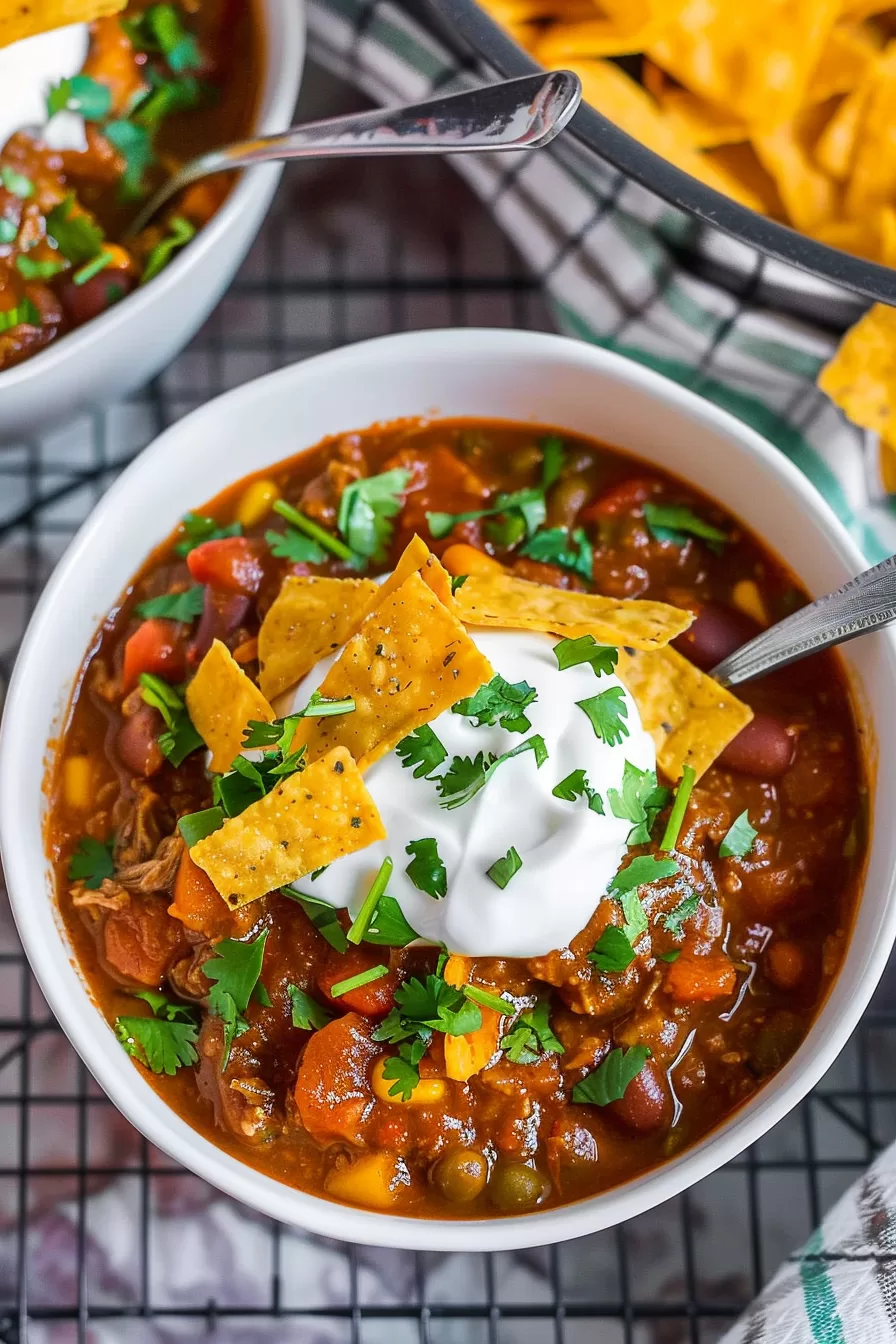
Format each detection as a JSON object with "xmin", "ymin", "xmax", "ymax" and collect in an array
[{"xmin": 46, "ymin": 418, "xmax": 867, "ymax": 1218}]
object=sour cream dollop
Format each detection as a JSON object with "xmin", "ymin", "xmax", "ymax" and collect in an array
[
  {"xmin": 0, "ymin": 25, "xmax": 89, "ymax": 153},
  {"xmin": 290, "ymin": 628, "xmax": 656, "ymax": 959}
]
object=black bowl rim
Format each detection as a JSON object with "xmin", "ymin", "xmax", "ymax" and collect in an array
[{"xmin": 430, "ymin": 0, "xmax": 896, "ymax": 308}]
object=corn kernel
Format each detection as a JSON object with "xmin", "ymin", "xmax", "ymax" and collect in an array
[
  {"xmin": 235, "ymin": 478, "xmax": 279, "ymax": 528},
  {"xmin": 731, "ymin": 578, "xmax": 769, "ymax": 628},
  {"xmin": 371, "ymin": 1056, "xmax": 447, "ymax": 1106},
  {"xmin": 63, "ymin": 756, "xmax": 93, "ymax": 811},
  {"xmin": 325, "ymin": 1152, "xmax": 406, "ymax": 1208}
]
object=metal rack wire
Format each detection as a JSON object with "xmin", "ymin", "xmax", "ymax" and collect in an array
[{"xmin": 0, "ymin": 62, "xmax": 894, "ymax": 1344}]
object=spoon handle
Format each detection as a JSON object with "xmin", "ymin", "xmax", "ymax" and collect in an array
[
  {"xmin": 712, "ymin": 552, "xmax": 896, "ymax": 686},
  {"xmin": 128, "ymin": 72, "xmax": 581, "ymax": 234}
]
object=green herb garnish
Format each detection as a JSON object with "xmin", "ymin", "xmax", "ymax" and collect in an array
[
  {"xmin": 437, "ymin": 734, "xmax": 548, "ymax": 810},
  {"xmin": 643, "ymin": 501, "xmax": 727, "ymax": 549},
  {"xmin": 329, "ymin": 963, "xmax": 390, "ymax": 999},
  {"xmin": 173, "ymin": 511, "xmax": 242, "ymax": 557},
  {"xmin": 426, "ymin": 486, "xmax": 546, "ymax": 543},
  {"xmin": 395, "ymin": 724, "xmax": 448, "ymax": 779},
  {"xmin": 405, "ymin": 838, "xmax": 447, "ymax": 900},
  {"xmin": 553, "ymin": 634, "xmax": 618, "ymax": 676},
  {"xmin": 281, "ymin": 887, "xmax": 348, "ymax": 952},
  {"xmin": 381, "ymin": 1037, "xmax": 429, "ymax": 1100},
  {"xmin": 540, "ymin": 434, "xmax": 566, "ymax": 489},
  {"xmin": 719, "ymin": 810, "xmax": 757, "ymax": 858},
  {"xmin": 272, "ymin": 498, "xmax": 358, "ymax": 564},
  {"xmin": 659, "ymin": 764, "xmax": 696, "ymax": 852},
  {"xmin": 204, "ymin": 931, "xmax": 268, "ymax": 1068},
  {"xmin": 519, "ymin": 527, "xmax": 593, "ymax": 581},
  {"xmin": 572, "ymin": 1045, "xmax": 651, "ymax": 1105},
  {"xmin": 552, "ymin": 767, "xmax": 604, "ymax": 814},
  {"xmin": 450, "ymin": 574, "xmax": 468, "ymax": 594},
  {"xmin": 0, "ymin": 166, "xmax": 33, "ymax": 199},
  {"xmin": 485, "ymin": 846, "xmax": 522, "ymax": 889},
  {"xmin": 15, "ymin": 254, "xmax": 66, "ymax": 281},
  {"xmin": 265, "ymin": 527, "xmax": 327, "ymax": 564},
  {"xmin": 500, "ymin": 998, "xmax": 564, "ymax": 1063},
  {"xmin": 464, "ymin": 985, "xmax": 513, "ymax": 1015},
  {"xmin": 115, "ymin": 992, "xmax": 199, "ymax": 1075},
  {"xmin": 608, "ymin": 854, "xmax": 678, "ymax": 897},
  {"xmin": 451, "ymin": 673, "xmax": 537, "ymax": 733},
  {"xmin": 363, "ymin": 894, "xmax": 420, "ymax": 947},
  {"xmin": 138, "ymin": 673, "xmax": 203, "ymax": 767},
  {"xmin": 577, "ymin": 685, "xmax": 629, "ymax": 746},
  {"xmin": 141, "ymin": 215, "xmax": 196, "ymax": 284},
  {"xmin": 0, "ymin": 218, "xmax": 17, "ymax": 244},
  {"xmin": 0, "ymin": 299, "xmax": 41, "ymax": 332},
  {"xmin": 588, "ymin": 926, "xmax": 636, "ymax": 974},
  {"xmin": 177, "ymin": 806, "xmax": 224, "ymax": 847},
  {"xmin": 124, "ymin": 2, "xmax": 203, "ymax": 72},
  {"xmin": 73, "ymin": 250, "xmax": 114, "ymax": 286},
  {"xmin": 607, "ymin": 761, "xmax": 671, "ymax": 845},
  {"xmin": 46, "ymin": 194, "xmax": 104, "ymax": 264},
  {"xmin": 347, "ymin": 857, "xmax": 394, "ymax": 944},
  {"xmin": 337, "ymin": 469, "xmax": 410, "ymax": 563},
  {"xmin": 67, "ymin": 835, "xmax": 115, "ymax": 889},
  {"xmin": 47, "ymin": 74, "xmax": 112, "ymax": 121},
  {"xmin": 135, "ymin": 585, "xmax": 204, "ymax": 623},
  {"xmin": 287, "ymin": 984, "xmax": 333, "ymax": 1031},
  {"xmin": 663, "ymin": 891, "xmax": 702, "ymax": 936}
]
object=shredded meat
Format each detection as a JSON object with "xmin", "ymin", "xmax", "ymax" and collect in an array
[
  {"xmin": 298, "ymin": 436, "xmax": 366, "ymax": 526},
  {"xmin": 196, "ymin": 1018, "xmax": 281, "ymax": 1144},
  {"xmin": 168, "ymin": 941, "xmax": 216, "ymax": 1001},
  {"xmin": 115, "ymin": 833, "xmax": 183, "ymax": 895},
  {"xmin": 71, "ymin": 882, "xmax": 129, "ymax": 912},
  {"xmin": 113, "ymin": 782, "xmax": 167, "ymax": 867}
]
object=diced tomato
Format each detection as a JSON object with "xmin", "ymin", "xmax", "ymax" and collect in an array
[
  {"xmin": 579, "ymin": 476, "xmax": 661, "ymax": 522},
  {"xmin": 186, "ymin": 537, "xmax": 266, "ymax": 595},
  {"xmin": 318, "ymin": 946, "xmax": 400, "ymax": 1017},
  {"xmin": 122, "ymin": 618, "xmax": 186, "ymax": 691}
]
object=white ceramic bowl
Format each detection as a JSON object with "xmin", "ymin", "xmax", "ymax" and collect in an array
[
  {"xmin": 0, "ymin": 0, "xmax": 305, "ymax": 441},
  {"xmin": 2, "ymin": 328, "xmax": 895, "ymax": 1250}
]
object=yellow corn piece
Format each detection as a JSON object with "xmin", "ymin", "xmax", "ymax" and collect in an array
[
  {"xmin": 324, "ymin": 1153, "xmax": 408, "ymax": 1209},
  {"xmin": 371, "ymin": 1057, "xmax": 447, "ymax": 1106},
  {"xmin": 235, "ymin": 478, "xmax": 279, "ymax": 528},
  {"xmin": 63, "ymin": 756, "xmax": 93, "ymax": 811},
  {"xmin": 443, "ymin": 956, "xmax": 504, "ymax": 1082},
  {"xmin": 731, "ymin": 579, "xmax": 769, "ymax": 627}
]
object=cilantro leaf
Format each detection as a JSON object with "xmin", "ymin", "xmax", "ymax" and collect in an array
[
  {"xmin": 47, "ymin": 74, "xmax": 111, "ymax": 121},
  {"xmin": 281, "ymin": 887, "xmax": 348, "ymax": 952},
  {"xmin": 138, "ymin": 673, "xmax": 203, "ymax": 767},
  {"xmin": 554, "ymin": 635, "xmax": 618, "ymax": 676},
  {"xmin": 384, "ymin": 975, "xmax": 482, "ymax": 1038},
  {"xmin": 572, "ymin": 1045, "xmax": 651, "ymax": 1106},
  {"xmin": 141, "ymin": 214, "xmax": 196, "ymax": 284},
  {"xmin": 552, "ymin": 768, "xmax": 604, "ymax": 814},
  {"xmin": 382, "ymin": 1037, "xmax": 429, "ymax": 1101},
  {"xmin": 485, "ymin": 846, "xmax": 522, "ymax": 889},
  {"xmin": 0, "ymin": 300, "xmax": 41, "ymax": 332},
  {"xmin": 287, "ymin": 984, "xmax": 333, "ymax": 1031},
  {"xmin": 0, "ymin": 166, "xmax": 33, "ymax": 199},
  {"xmin": 265, "ymin": 526, "xmax": 327, "ymax": 564},
  {"xmin": 135, "ymin": 585, "xmax": 204, "ymax": 622},
  {"xmin": 577, "ymin": 685, "xmax": 629, "ymax": 746},
  {"xmin": 337, "ymin": 469, "xmax": 410, "ymax": 562},
  {"xmin": 500, "ymin": 999, "xmax": 563, "ymax": 1064},
  {"xmin": 103, "ymin": 120, "xmax": 154, "ymax": 200},
  {"xmin": 608, "ymin": 854, "xmax": 678, "ymax": 897},
  {"xmin": 67, "ymin": 835, "xmax": 115, "ymax": 889},
  {"xmin": 16, "ymin": 255, "xmax": 67, "ymax": 281},
  {"xmin": 364, "ymin": 893, "xmax": 420, "ymax": 947},
  {"xmin": 452, "ymin": 674, "xmax": 537, "ymax": 733},
  {"xmin": 204, "ymin": 932, "xmax": 268, "ymax": 1068},
  {"xmin": 437, "ymin": 734, "xmax": 548, "ymax": 810},
  {"xmin": 173, "ymin": 512, "xmax": 242, "ymax": 557},
  {"xmin": 45, "ymin": 195, "xmax": 104, "ymax": 265},
  {"xmin": 396, "ymin": 724, "xmax": 448, "ymax": 779},
  {"xmin": 426, "ymin": 486, "xmax": 546, "ymax": 543},
  {"xmin": 720, "ymin": 810, "xmax": 757, "ymax": 859},
  {"xmin": 540, "ymin": 434, "xmax": 566, "ymax": 490},
  {"xmin": 115, "ymin": 991, "xmax": 199, "ymax": 1075},
  {"xmin": 0, "ymin": 219, "xmax": 17, "ymax": 245},
  {"xmin": 178, "ymin": 806, "xmax": 224, "ymax": 847},
  {"xmin": 126, "ymin": 3, "xmax": 203, "ymax": 72},
  {"xmin": 520, "ymin": 527, "xmax": 593, "ymax": 581},
  {"xmin": 659, "ymin": 949, "xmax": 681, "ymax": 963},
  {"xmin": 621, "ymin": 890, "xmax": 647, "ymax": 944},
  {"xmin": 588, "ymin": 926, "xmax": 636, "ymax": 974},
  {"xmin": 643, "ymin": 501, "xmax": 727, "ymax": 549},
  {"xmin": 450, "ymin": 574, "xmax": 468, "ymax": 595},
  {"xmin": 663, "ymin": 891, "xmax": 702, "ymax": 936},
  {"xmin": 405, "ymin": 838, "xmax": 447, "ymax": 900},
  {"xmin": 607, "ymin": 761, "xmax": 671, "ymax": 845}
]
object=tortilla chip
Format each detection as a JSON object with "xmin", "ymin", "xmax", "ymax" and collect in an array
[
  {"xmin": 647, "ymin": 0, "xmax": 840, "ymax": 132},
  {"xmin": 617, "ymin": 647, "xmax": 753, "ymax": 781},
  {"xmin": 185, "ymin": 640, "xmax": 274, "ymax": 774},
  {"xmin": 530, "ymin": 0, "xmax": 670, "ymax": 59},
  {"xmin": 454, "ymin": 572, "xmax": 692, "ymax": 651},
  {"xmin": 0, "ymin": 0, "xmax": 124, "ymax": 46},
  {"xmin": 659, "ymin": 89, "xmax": 748, "ymax": 149},
  {"xmin": 813, "ymin": 79, "xmax": 870, "ymax": 179},
  {"xmin": 190, "ymin": 747, "xmax": 384, "ymax": 908},
  {"xmin": 257, "ymin": 575, "xmax": 379, "ymax": 701},
  {"xmin": 844, "ymin": 42, "xmax": 896, "ymax": 216},
  {"xmin": 701, "ymin": 144, "xmax": 786, "ymax": 218},
  {"xmin": 368, "ymin": 534, "xmax": 455, "ymax": 614},
  {"xmin": 752, "ymin": 103, "xmax": 839, "ymax": 232},
  {"xmin": 812, "ymin": 207, "xmax": 896, "ymax": 264},
  {"xmin": 817, "ymin": 303, "xmax": 896, "ymax": 437},
  {"xmin": 292, "ymin": 570, "xmax": 494, "ymax": 771}
]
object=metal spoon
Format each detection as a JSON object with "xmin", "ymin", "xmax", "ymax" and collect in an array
[
  {"xmin": 712, "ymin": 552, "xmax": 896, "ymax": 686},
  {"xmin": 126, "ymin": 71, "xmax": 582, "ymax": 235}
]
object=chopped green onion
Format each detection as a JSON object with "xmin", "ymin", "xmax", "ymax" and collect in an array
[
  {"xmin": 660, "ymin": 764, "xmax": 696, "ymax": 851},
  {"xmin": 272, "ymin": 498, "xmax": 357, "ymax": 563},
  {"xmin": 329, "ymin": 964, "xmax": 390, "ymax": 998},
  {"xmin": 347, "ymin": 857, "xmax": 393, "ymax": 945},
  {"xmin": 464, "ymin": 985, "xmax": 513, "ymax": 1015},
  {"xmin": 73, "ymin": 250, "xmax": 114, "ymax": 286}
]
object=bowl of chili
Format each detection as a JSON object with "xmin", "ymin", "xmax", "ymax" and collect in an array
[
  {"xmin": 2, "ymin": 328, "xmax": 895, "ymax": 1249},
  {"xmin": 0, "ymin": 0, "xmax": 304, "ymax": 439}
]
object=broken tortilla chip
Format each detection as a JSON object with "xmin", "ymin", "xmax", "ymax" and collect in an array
[
  {"xmin": 367, "ymin": 534, "xmax": 456, "ymax": 614},
  {"xmin": 185, "ymin": 639, "xmax": 274, "ymax": 774},
  {"xmin": 0, "ymin": 0, "xmax": 124, "ymax": 46},
  {"xmin": 454, "ymin": 572, "xmax": 692, "ymax": 651},
  {"xmin": 617, "ymin": 647, "xmax": 753, "ymax": 781},
  {"xmin": 190, "ymin": 747, "xmax": 385, "ymax": 908},
  {"xmin": 292, "ymin": 570, "xmax": 494, "ymax": 771},
  {"xmin": 257, "ymin": 575, "xmax": 379, "ymax": 701},
  {"xmin": 817, "ymin": 302, "xmax": 896, "ymax": 438}
]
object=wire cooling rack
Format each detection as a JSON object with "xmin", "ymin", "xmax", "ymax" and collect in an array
[{"xmin": 1, "ymin": 62, "xmax": 896, "ymax": 1344}]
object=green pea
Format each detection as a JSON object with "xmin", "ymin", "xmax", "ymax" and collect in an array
[
  {"xmin": 432, "ymin": 1149, "xmax": 488, "ymax": 1204},
  {"xmin": 488, "ymin": 1160, "xmax": 549, "ymax": 1211}
]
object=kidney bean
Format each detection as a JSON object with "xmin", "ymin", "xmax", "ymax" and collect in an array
[
  {"xmin": 59, "ymin": 269, "xmax": 135, "ymax": 327},
  {"xmin": 188, "ymin": 588, "xmax": 251, "ymax": 666},
  {"xmin": 717, "ymin": 713, "xmax": 795, "ymax": 778},
  {"xmin": 608, "ymin": 1059, "xmax": 672, "ymax": 1134},
  {"xmin": 674, "ymin": 602, "xmax": 761, "ymax": 671},
  {"xmin": 116, "ymin": 704, "xmax": 163, "ymax": 777}
]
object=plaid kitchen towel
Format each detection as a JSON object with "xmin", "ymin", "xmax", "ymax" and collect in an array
[{"xmin": 307, "ymin": 0, "xmax": 896, "ymax": 567}]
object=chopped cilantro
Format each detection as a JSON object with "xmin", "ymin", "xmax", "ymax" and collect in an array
[
  {"xmin": 607, "ymin": 761, "xmax": 670, "ymax": 845},
  {"xmin": 363, "ymin": 893, "xmax": 420, "ymax": 947},
  {"xmin": 132, "ymin": 71, "xmax": 203, "ymax": 127},
  {"xmin": 329, "ymin": 963, "xmax": 390, "ymax": 998},
  {"xmin": 540, "ymin": 434, "xmax": 566, "ymax": 489},
  {"xmin": 720, "ymin": 810, "xmax": 758, "ymax": 858},
  {"xmin": 381, "ymin": 1036, "xmax": 429, "ymax": 1100},
  {"xmin": 177, "ymin": 806, "xmax": 224, "ymax": 847},
  {"xmin": 659, "ymin": 949, "xmax": 681, "ymax": 963},
  {"xmin": 265, "ymin": 527, "xmax": 327, "ymax": 564},
  {"xmin": 621, "ymin": 890, "xmax": 647, "ymax": 944},
  {"xmin": 378, "ymin": 974, "xmax": 481, "ymax": 1039},
  {"xmin": 500, "ymin": 998, "xmax": 564, "ymax": 1063},
  {"xmin": 138, "ymin": 673, "xmax": 203, "ymax": 767},
  {"xmin": 588, "ymin": 925, "xmax": 636, "ymax": 974},
  {"xmin": 141, "ymin": 215, "xmax": 196, "ymax": 284},
  {"xmin": 426, "ymin": 486, "xmax": 546, "ymax": 543},
  {"xmin": 47, "ymin": 74, "xmax": 111, "ymax": 121},
  {"xmin": 272, "ymin": 498, "xmax": 358, "ymax": 564},
  {"xmin": 552, "ymin": 767, "xmax": 604, "ymax": 814},
  {"xmin": 173, "ymin": 511, "xmax": 242, "ymax": 557},
  {"xmin": 0, "ymin": 166, "xmax": 33, "ymax": 199},
  {"xmin": 67, "ymin": 835, "xmax": 115, "ymax": 889},
  {"xmin": 0, "ymin": 218, "xmax": 17, "ymax": 244},
  {"xmin": 484, "ymin": 512, "xmax": 526, "ymax": 548},
  {"xmin": 0, "ymin": 299, "xmax": 40, "ymax": 332},
  {"xmin": 576, "ymin": 685, "xmax": 629, "ymax": 746},
  {"xmin": 347, "ymin": 857, "xmax": 394, "ymax": 944},
  {"xmin": 337, "ymin": 469, "xmax": 410, "ymax": 562},
  {"xmin": 287, "ymin": 984, "xmax": 333, "ymax": 1031},
  {"xmin": 608, "ymin": 854, "xmax": 678, "ymax": 897},
  {"xmin": 485, "ymin": 846, "xmax": 522, "ymax": 890},
  {"xmin": 437, "ymin": 733, "xmax": 548, "ymax": 810},
  {"xmin": 519, "ymin": 527, "xmax": 593, "ymax": 581},
  {"xmin": 281, "ymin": 887, "xmax": 348, "ymax": 952},
  {"xmin": 135, "ymin": 585, "xmax": 204, "ymax": 622},
  {"xmin": 663, "ymin": 891, "xmax": 702, "ymax": 936},
  {"xmin": 103, "ymin": 120, "xmax": 154, "ymax": 200},
  {"xmin": 395, "ymin": 724, "xmax": 448, "ymax": 779},
  {"xmin": 451, "ymin": 674, "xmax": 537, "ymax": 733},
  {"xmin": 115, "ymin": 992, "xmax": 199, "ymax": 1075},
  {"xmin": 15, "ymin": 255, "xmax": 67, "ymax": 281},
  {"xmin": 450, "ymin": 574, "xmax": 468, "ymax": 594},
  {"xmin": 572, "ymin": 1045, "xmax": 651, "ymax": 1106},
  {"xmin": 204, "ymin": 931, "xmax": 268, "ymax": 1068},
  {"xmin": 659, "ymin": 764, "xmax": 696, "ymax": 852},
  {"xmin": 405, "ymin": 838, "xmax": 447, "ymax": 900},
  {"xmin": 46, "ymin": 195, "xmax": 104, "ymax": 264},
  {"xmin": 643, "ymin": 501, "xmax": 727, "ymax": 550},
  {"xmin": 553, "ymin": 634, "xmax": 618, "ymax": 676},
  {"xmin": 125, "ymin": 3, "xmax": 203, "ymax": 72}
]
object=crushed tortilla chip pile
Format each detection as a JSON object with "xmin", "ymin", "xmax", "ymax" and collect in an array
[
  {"xmin": 1, "ymin": 0, "xmax": 125, "ymax": 48},
  {"xmin": 482, "ymin": 0, "xmax": 896, "ymax": 263}
]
